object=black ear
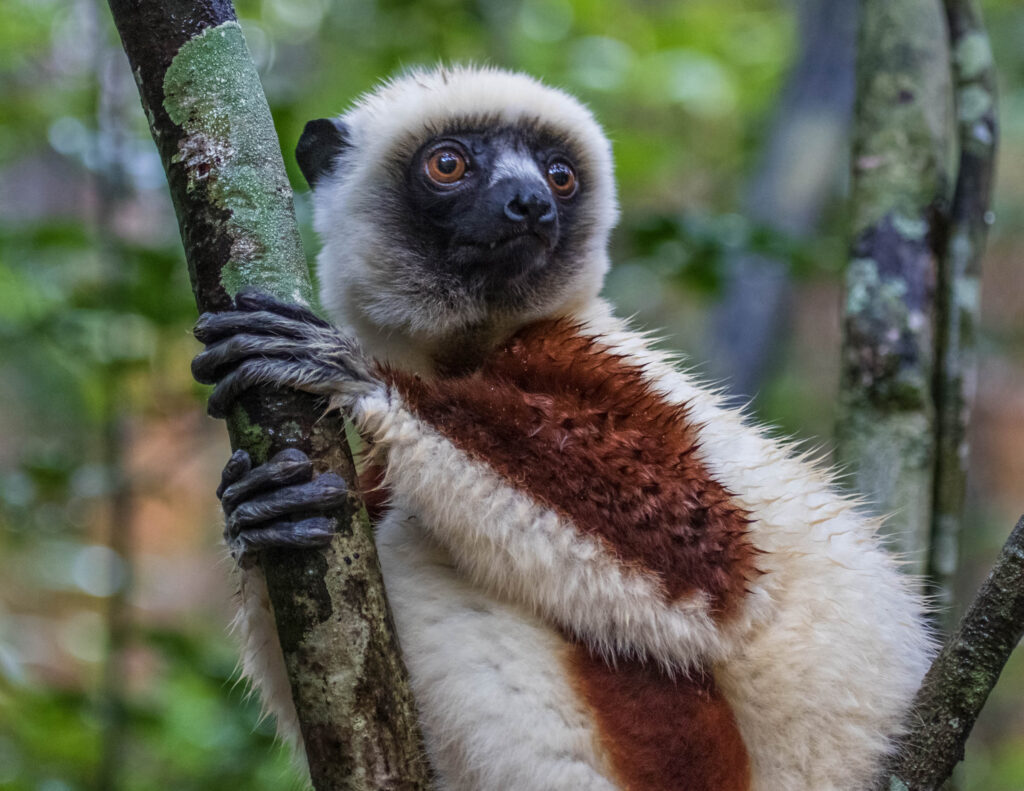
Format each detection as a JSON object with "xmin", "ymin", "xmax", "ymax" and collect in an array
[{"xmin": 296, "ymin": 118, "xmax": 350, "ymax": 189}]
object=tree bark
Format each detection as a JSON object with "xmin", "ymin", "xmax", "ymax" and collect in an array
[
  {"xmin": 104, "ymin": 2, "xmax": 430, "ymax": 789},
  {"xmin": 881, "ymin": 516, "xmax": 1024, "ymax": 791},
  {"xmin": 928, "ymin": 0, "xmax": 999, "ymax": 619},
  {"xmin": 838, "ymin": 0, "xmax": 952, "ymax": 572}
]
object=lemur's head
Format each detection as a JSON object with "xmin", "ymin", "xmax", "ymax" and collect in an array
[{"xmin": 297, "ymin": 65, "xmax": 618, "ymax": 372}]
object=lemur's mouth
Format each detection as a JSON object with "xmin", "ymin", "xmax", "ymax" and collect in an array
[
  {"xmin": 448, "ymin": 233, "xmax": 551, "ymax": 280},
  {"xmin": 469, "ymin": 229, "xmax": 554, "ymax": 254}
]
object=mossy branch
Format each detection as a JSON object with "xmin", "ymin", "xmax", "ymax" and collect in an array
[
  {"xmin": 929, "ymin": 0, "xmax": 999, "ymax": 619},
  {"xmin": 881, "ymin": 516, "xmax": 1024, "ymax": 790},
  {"xmin": 104, "ymin": 2, "xmax": 430, "ymax": 788}
]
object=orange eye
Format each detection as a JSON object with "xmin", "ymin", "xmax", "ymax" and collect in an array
[
  {"xmin": 426, "ymin": 147, "xmax": 467, "ymax": 185},
  {"xmin": 546, "ymin": 160, "xmax": 577, "ymax": 198}
]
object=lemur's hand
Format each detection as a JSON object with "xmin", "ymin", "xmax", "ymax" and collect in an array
[
  {"xmin": 192, "ymin": 287, "xmax": 379, "ymax": 418},
  {"xmin": 217, "ymin": 447, "xmax": 348, "ymax": 559}
]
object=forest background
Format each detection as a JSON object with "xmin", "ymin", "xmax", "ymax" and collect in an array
[{"xmin": 0, "ymin": 0, "xmax": 1022, "ymax": 789}]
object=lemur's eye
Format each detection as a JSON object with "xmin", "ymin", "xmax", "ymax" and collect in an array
[
  {"xmin": 546, "ymin": 159, "xmax": 577, "ymax": 198},
  {"xmin": 426, "ymin": 147, "xmax": 467, "ymax": 185}
]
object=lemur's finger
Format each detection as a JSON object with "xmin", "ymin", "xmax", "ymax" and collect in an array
[
  {"xmin": 192, "ymin": 334, "xmax": 311, "ymax": 385},
  {"xmin": 217, "ymin": 449, "xmax": 252, "ymax": 500},
  {"xmin": 219, "ymin": 448, "xmax": 314, "ymax": 516},
  {"xmin": 226, "ymin": 473, "xmax": 349, "ymax": 534},
  {"xmin": 193, "ymin": 310, "xmax": 308, "ymax": 344},
  {"xmin": 205, "ymin": 358, "xmax": 293, "ymax": 418},
  {"xmin": 207, "ymin": 358, "xmax": 337, "ymax": 418},
  {"xmin": 234, "ymin": 288, "xmax": 332, "ymax": 328},
  {"xmin": 231, "ymin": 516, "xmax": 337, "ymax": 553}
]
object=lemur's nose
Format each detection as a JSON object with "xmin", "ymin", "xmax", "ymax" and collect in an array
[{"xmin": 503, "ymin": 187, "xmax": 556, "ymax": 227}]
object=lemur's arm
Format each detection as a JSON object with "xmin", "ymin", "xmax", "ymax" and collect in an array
[{"xmin": 194, "ymin": 289, "xmax": 771, "ymax": 668}]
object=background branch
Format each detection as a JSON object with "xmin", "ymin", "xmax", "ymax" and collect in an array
[
  {"xmin": 103, "ymin": 2, "xmax": 430, "ymax": 788},
  {"xmin": 929, "ymin": 0, "xmax": 1000, "ymax": 620},
  {"xmin": 709, "ymin": 0, "xmax": 857, "ymax": 400}
]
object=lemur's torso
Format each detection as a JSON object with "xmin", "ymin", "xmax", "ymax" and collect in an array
[{"xmin": 345, "ymin": 301, "xmax": 926, "ymax": 791}]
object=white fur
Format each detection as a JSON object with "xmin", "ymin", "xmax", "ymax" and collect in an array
[
  {"xmin": 340, "ymin": 312, "xmax": 932, "ymax": 789},
  {"xmin": 486, "ymin": 149, "xmax": 546, "ymax": 188},
  {"xmin": 375, "ymin": 509, "xmax": 618, "ymax": 790}
]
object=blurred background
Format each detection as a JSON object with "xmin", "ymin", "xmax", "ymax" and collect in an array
[{"xmin": 0, "ymin": 0, "xmax": 1022, "ymax": 788}]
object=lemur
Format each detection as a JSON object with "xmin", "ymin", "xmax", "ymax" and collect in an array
[{"xmin": 192, "ymin": 65, "xmax": 932, "ymax": 791}]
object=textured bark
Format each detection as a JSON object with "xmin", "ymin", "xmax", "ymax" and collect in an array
[
  {"xmin": 928, "ymin": 0, "xmax": 999, "ymax": 619},
  {"xmin": 838, "ymin": 0, "xmax": 952, "ymax": 572},
  {"xmin": 104, "ymin": 3, "xmax": 430, "ymax": 789},
  {"xmin": 881, "ymin": 516, "xmax": 1024, "ymax": 791}
]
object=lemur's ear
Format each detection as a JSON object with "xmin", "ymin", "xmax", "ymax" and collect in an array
[{"xmin": 296, "ymin": 118, "xmax": 350, "ymax": 189}]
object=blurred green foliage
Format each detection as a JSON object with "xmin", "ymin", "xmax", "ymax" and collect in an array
[
  {"xmin": 1, "ymin": 0, "xmax": 1023, "ymax": 789},
  {"xmin": 1, "ymin": 628, "xmax": 299, "ymax": 791}
]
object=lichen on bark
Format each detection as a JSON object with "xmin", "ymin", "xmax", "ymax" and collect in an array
[
  {"xmin": 838, "ymin": 0, "xmax": 952, "ymax": 571},
  {"xmin": 162, "ymin": 20, "xmax": 310, "ymax": 304}
]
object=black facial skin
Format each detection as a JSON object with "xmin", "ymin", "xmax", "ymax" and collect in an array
[
  {"xmin": 296, "ymin": 118, "xmax": 597, "ymax": 374},
  {"xmin": 401, "ymin": 127, "xmax": 585, "ymax": 302}
]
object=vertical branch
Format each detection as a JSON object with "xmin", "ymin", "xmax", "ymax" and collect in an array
[
  {"xmin": 838, "ymin": 0, "xmax": 952, "ymax": 571},
  {"xmin": 103, "ymin": 2, "xmax": 430, "ymax": 789},
  {"xmin": 929, "ymin": 0, "xmax": 999, "ymax": 619}
]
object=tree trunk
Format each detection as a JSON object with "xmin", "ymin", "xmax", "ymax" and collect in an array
[
  {"xmin": 104, "ymin": 2, "xmax": 430, "ymax": 789},
  {"xmin": 838, "ymin": 0, "xmax": 952, "ymax": 572}
]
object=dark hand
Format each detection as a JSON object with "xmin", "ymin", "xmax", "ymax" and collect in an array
[
  {"xmin": 218, "ymin": 447, "xmax": 349, "ymax": 558},
  {"xmin": 192, "ymin": 287, "xmax": 377, "ymax": 419}
]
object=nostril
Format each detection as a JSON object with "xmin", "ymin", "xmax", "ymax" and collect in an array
[
  {"xmin": 528, "ymin": 191, "xmax": 556, "ymax": 224},
  {"xmin": 504, "ymin": 197, "xmax": 529, "ymax": 222},
  {"xmin": 537, "ymin": 204, "xmax": 556, "ymax": 225}
]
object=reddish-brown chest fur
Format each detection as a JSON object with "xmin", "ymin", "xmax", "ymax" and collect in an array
[{"xmin": 383, "ymin": 318, "xmax": 758, "ymax": 614}]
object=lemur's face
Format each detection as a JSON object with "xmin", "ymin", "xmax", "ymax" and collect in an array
[
  {"xmin": 402, "ymin": 126, "xmax": 583, "ymax": 298},
  {"xmin": 299, "ymin": 68, "xmax": 617, "ymax": 363}
]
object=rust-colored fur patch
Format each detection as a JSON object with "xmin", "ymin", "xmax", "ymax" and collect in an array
[
  {"xmin": 568, "ymin": 643, "xmax": 751, "ymax": 791},
  {"xmin": 357, "ymin": 462, "xmax": 389, "ymax": 524},
  {"xmin": 383, "ymin": 319, "xmax": 758, "ymax": 615}
]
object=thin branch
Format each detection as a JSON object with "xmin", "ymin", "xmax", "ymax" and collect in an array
[
  {"xmin": 929, "ymin": 0, "xmax": 999, "ymax": 619},
  {"xmin": 104, "ymin": 2, "xmax": 430, "ymax": 788},
  {"xmin": 882, "ymin": 516, "xmax": 1024, "ymax": 790}
]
